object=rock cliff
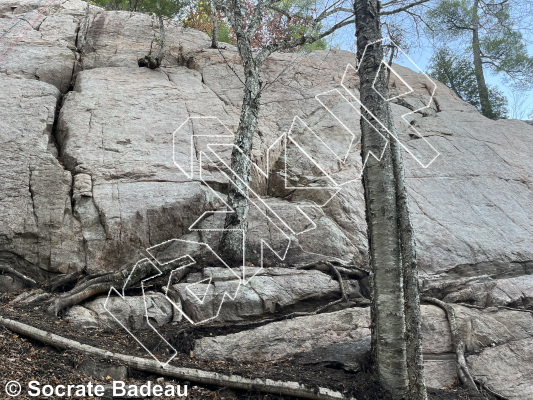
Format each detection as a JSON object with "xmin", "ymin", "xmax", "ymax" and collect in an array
[{"xmin": 1, "ymin": 1, "xmax": 533, "ymax": 398}]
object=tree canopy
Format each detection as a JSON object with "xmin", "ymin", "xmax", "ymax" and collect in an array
[
  {"xmin": 428, "ymin": 46, "xmax": 508, "ymax": 118},
  {"xmin": 92, "ymin": 0, "xmax": 188, "ymax": 18},
  {"xmin": 426, "ymin": 0, "xmax": 533, "ymax": 118}
]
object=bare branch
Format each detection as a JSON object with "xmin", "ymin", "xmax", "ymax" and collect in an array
[
  {"xmin": 381, "ymin": 0, "xmax": 430, "ymax": 16},
  {"xmin": 255, "ymin": 16, "xmax": 355, "ymax": 65}
]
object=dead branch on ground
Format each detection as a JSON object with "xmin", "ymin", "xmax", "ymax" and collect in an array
[{"xmin": 0, "ymin": 316, "xmax": 355, "ymax": 400}]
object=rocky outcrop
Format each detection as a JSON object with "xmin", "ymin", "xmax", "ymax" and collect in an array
[
  {"xmin": 2, "ymin": 1, "xmax": 533, "ymax": 398},
  {"xmin": 66, "ymin": 292, "xmax": 173, "ymax": 330},
  {"xmin": 2, "ymin": 0, "xmax": 532, "ymax": 291},
  {"xmin": 193, "ymin": 304, "xmax": 533, "ymax": 395},
  {"xmin": 193, "ymin": 307, "xmax": 371, "ymax": 362}
]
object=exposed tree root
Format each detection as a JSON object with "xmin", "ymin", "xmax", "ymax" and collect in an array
[
  {"xmin": 456, "ymin": 302, "xmax": 533, "ymax": 314},
  {"xmin": 46, "ymin": 259, "xmax": 190, "ymax": 316},
  {"xmin": 0, "ymin": 316, "xmax": 355, "ymax": 400},
  {"xmin": 0, "ymin": 265, "xmax": 36, "ymax": 285},
  {"xmin": 314, "ymin": 262, "xmax": 349, "ymax": 313},
  {"xmin": 474, "ymin": 379, "xmax": 510, "ymax": 400},
  {"xmin": 42, "ymin": 272, "xmax": 84, "ymax": 292},
  {"xmin": 422, "ymin": 297, "xmax": 478, "ymax": 393},
  {"xmin": 294, "ymin": 261, "xmax": 368, "ymax": 279}
]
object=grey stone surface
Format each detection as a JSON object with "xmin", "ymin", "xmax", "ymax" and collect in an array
[
  {"xmin": 174, "ymin": 267, "xmax": 363, "ymax": 323},
  {"xmin": 2, "ymin": 3, "xmax": 533, "ymax": 396},
  {"xmin": 193, "ymin": 307, "xmax": 372, "ymax": 362},
  {"xmin": 78, "ymin": 359, "xmax": 128, "ymax": 380},
  {"xmin": 0, "ymin": 0, "xmax": 96, "ymax": 92},
  {"xmin": 67, "ymin": 292, "xmax": 173, "ymax": 330},
  {"xmin": 65, "ymin": 305, "xmax": 99, "ymax": 329},
  {"xmin": 3, "ymin": 0, "xmax": 533, "ymax": 293},
  {"xmin": 0, "ymin": 75, "xmax": 85, "ymax": 279},
  {"xmin": 0, "ymin": 275, "xmax": 25, "ymax": 293},
  {"xmin": 468, "ymin": 338, "xmax": 533, "ymax": 400},
  {"xmin": 293, "ymin": 337, "xmax": 371, "ymax": 373}
]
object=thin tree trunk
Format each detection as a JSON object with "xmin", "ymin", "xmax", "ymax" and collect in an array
[
  {"xmin": 155, "ymin": 15, "xmax": 166, "ymax": 66},
  {"xmin": 388, "ymin": 105, "xmax": 427, "ymax": 400},
  {"xmin": 218, "ymin": 31, "xmax": 262, "ymax": 266},
  {"xmin": 77, "ymin": 0, "xmax": 90, "ymax": 52},
  {"xmin": 354, "ymin": 0, "xmax": 408, "ymax": 397},
  {"xmin": 210, "ymin": 0, "xmax": 218, "ymax": 49},
  {"xmin": 472, "ymin": 0, "xmax": 493, "ymax": 119}
]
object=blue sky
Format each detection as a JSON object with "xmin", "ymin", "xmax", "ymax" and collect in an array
[{"xmin": 331, "ymin": 22, "xmax": 533, "ymax": 120}]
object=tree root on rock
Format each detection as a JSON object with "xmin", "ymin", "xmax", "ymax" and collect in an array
[
  {"xmin": 0, "ymin": 316, "xmax": 355, "ymax": 400},
  {"xmin": 422, "ymin": 297, "xmax": 480, "ymax": 394},
  {"xmin": 46, "ymin": 259, "xmax": 191, "ymax": 316},
  {"xmin": 0, "ymin": 265, "xmax": 36, "ymax": 286}
]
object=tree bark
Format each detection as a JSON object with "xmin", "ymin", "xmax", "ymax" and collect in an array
[
  {"xmin": 77, "ymin": 0, "xmax": 90, "ymax": 52},
  {"xmin": 210, "ymin": 0, "xmax": 218, "ymax": 49},
  {"xmin": 218, "ymin": 19, "xmax": 262, "ymax": 266},
  {"xmin": 472, "ymin": 0, "xmax": 494, "ymax": 119},
  {"xmin": 354, "ymin": 0, "xmax": 408, "ymax": 397},
  {"xmin": 388, "ymin": 105, "xmax": 427, "ymax": 400},
  {"xmin": 156, "ymin": 15, "xmax": 166, "ymax": 66}
]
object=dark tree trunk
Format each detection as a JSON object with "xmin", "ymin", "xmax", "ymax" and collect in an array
[
  {"xmin": 472, "ymin": 0, "xmax": 493, "ymax": 118},
  {"xmin": 354, "ymin": 0, "xmax": 409, "ymax": 397},
  {"xmin": 218, "ymin": 31, "xmax": 262, "ymax": 266}
]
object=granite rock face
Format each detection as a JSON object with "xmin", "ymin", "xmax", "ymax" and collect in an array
[
  {"xmin": 2, "ymin": 0, "xmax": 532, "ymax": 289},
  {"xmin": 2, "ymin": 2, "xmax": 533, "ymax": 397}
]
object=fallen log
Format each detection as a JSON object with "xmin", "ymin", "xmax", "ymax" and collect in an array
[{"xmin": 0, "ymin": 316, "xmax": 355, "ymax": 400}]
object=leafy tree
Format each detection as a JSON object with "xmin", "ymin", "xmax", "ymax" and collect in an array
[
  {"xmin": 92, "ymin": 0, "xmax": 188, "ymax": 17},
  {"xmin": 183, "ymin": 0, "xmax": 328, "ymax": 52},
  {"xmin": 212, "ymin": 0, "xmax": 354, "ymax": 266},
  {"xmin": 428, "ymin": 47, "xmax": 508, "ymax": 118},
  {"xmin": 426, "ymin": 0, "xmax": 533, "ymax": 119},
  {"xmin": 183, "ymin": 0, "xmax": 234, "ymax": 45}
]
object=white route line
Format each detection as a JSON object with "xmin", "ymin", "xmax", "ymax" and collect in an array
[{"xmin": 104, "ymin": 38, "xmax": 440, "ymax": 367}]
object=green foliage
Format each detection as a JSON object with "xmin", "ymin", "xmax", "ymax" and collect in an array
[
  {"xmin": 182, "ymin": 0, "xmax": 235, "ymax": 44},
  {"xmin": 426, "ymin": 0, "xmax": 533, "ymax": 86},
  {"xmin": 92, "ymin": 0, "xmax": 188, "ymax": 18},
  {"xmin": 428, "ymin": 47, "xmax": 508, "ymax": 119}
]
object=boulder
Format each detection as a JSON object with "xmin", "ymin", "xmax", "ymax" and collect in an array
[
  {"xmin": 468, "ymin": 338, "xmax": 533, "ymax": 400},
  {"xmin": 174, "ymin": 267, "xmax": 364, "ymax": 323},
  {"xmin": 67, "ymin": 292, "xmax": 173, "ymax": 330},
  {"xmin": 193, "ymin": 307, "xmax": 371, "ymax": 362},
  {"xmin": 65, "ymin": 305, "xmax": 99, "ymax": 329}
]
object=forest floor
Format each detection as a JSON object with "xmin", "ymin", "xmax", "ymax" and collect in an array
[{"xmin": 0, "ymin": 290, "xmax": 475, "ymax": 400}]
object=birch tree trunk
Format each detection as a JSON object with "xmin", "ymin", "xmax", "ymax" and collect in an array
[
  {"xmin": 218, "ymin": 30, "xmax": 262, "ymax": 266},
  {"xmin": 388, "ymin": 106, "xmax": 427, "ymax": 400},
  {"xmin": 210, "ymin": 0, "xmax": 218, "ymax": 49},
  {"xmin": 354, "ymin": 0, "xmax": 409, "ymax": 397}
]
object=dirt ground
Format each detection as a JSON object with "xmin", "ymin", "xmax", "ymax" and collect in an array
[{"xmin": 0, "ymin": 290, "xmax": 476, "ymax": 400}]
